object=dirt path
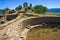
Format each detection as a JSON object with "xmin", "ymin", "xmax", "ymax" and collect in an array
[{"xmin": 4, "ymin": 17, "xmax": 34, "ymax": 40}]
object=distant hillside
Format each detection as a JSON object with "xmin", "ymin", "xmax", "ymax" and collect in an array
[
  {"xmin": 48, "ymin": 8, "xmax": 60, "ymax": 12},
  {"xmin": 0, "ymin": 9, "xmax": 3, "ymax": 14}
]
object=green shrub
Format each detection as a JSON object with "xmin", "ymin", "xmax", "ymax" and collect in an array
[
  {"xmin": 45, "ymin": 29, "xmax": 51, "ymax": 34},
  {"xmin": 37, "ymin": 30, "xmax": 42, "ymax": 37},
  {"xmin": 53, "ymin": 28, "xmax": 58, "ymax": 32},
  {"xmin": 33, "ymin": 5, "xmax": 48, "ymax": 14},
  {"xmin": 57, "ymin": 26, "xmax": 60, "ymax": 29},
  {"xmin": 41, "ymin": 29, "xmax": 46, "ymax": 33}
]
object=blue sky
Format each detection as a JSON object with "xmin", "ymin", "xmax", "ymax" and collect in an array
[{"xmin": 0, "ymin": 0, "xmax": 60, "ymax": 9}]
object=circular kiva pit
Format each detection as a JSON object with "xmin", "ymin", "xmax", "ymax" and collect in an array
[
  {"xmin": 19, "ymin": 17, "xmax": 60, "ymax": 40},
  {"xmin": 26, "ymin": 26, "xmax": 60, "ymax": 40}
]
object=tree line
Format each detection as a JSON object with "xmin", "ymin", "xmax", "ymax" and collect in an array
[{"xmin": 1, "ymin": 2, "xmax": 48, "ymax": 14}]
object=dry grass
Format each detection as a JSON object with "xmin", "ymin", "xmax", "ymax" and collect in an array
[{"xmin": 26, "ymin": 26, "xmax": 59, "ymax": 40}]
